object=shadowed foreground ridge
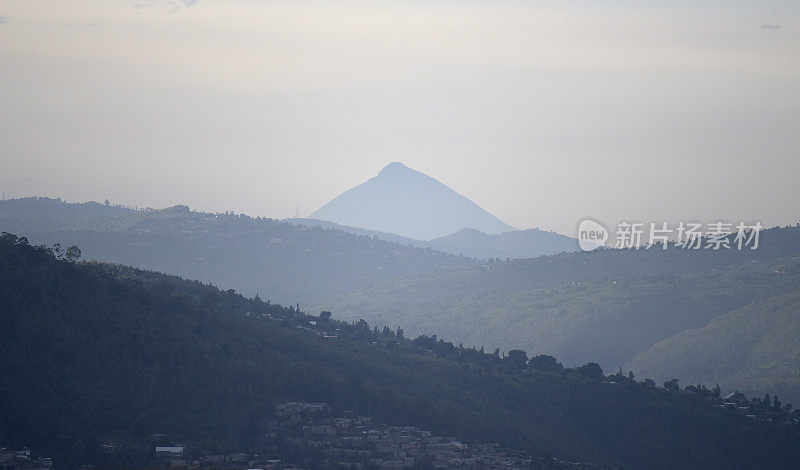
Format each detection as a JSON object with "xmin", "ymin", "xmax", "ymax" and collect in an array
[{"xmin": 2, "ymin": 233, "xmax": 800, "ymax": 469}]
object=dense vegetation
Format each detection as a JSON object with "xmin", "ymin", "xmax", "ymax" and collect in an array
[
  {"xmin": 325, "ymin": 224, "xmax": 800, "ymax": 401},
  {"xmin": 3, "ymin": 233, "xmax": 800, "ymax": 469},
  {"xmin": 331, "ymin": 261, "xmax": 800, "ymax": 365},
  {"xmin": 625, "ymin": 291, "xmax": 800, "ymax": 401},
  {"xmin": 0, "ymin": 197, "xmax": 474, "ymax": 305}
]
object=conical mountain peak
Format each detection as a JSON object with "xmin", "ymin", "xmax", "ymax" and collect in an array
[
  {"xmin": 310, "ymin": 163, "xmax": 514, "ymax": 240},
  {"xmin": 378, "ymin": 162, "xmax": 414, "ymax": 175}
]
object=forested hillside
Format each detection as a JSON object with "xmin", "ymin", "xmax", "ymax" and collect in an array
[
  {"xmin": 429, "ymin": 227, "xmax": 577, "ymax": 260},
  {"xmin": 330, "ymin": 260, "xmax": 800, "ymax": 368},
  {"xmin": 324, "ymin": 225, "xmax": 800, "ymax": 401},
  {"xmin": 625, "ymin": 291, "xmax": 800, "ymax": 402},
  {"xmin": 287, "ymin": 217, "xmax": 426, "ymax": 247},
  {"xmin": 326, "ymin": 223, "xmax": 800, "ymax": 307},
  {"xmin": 3, "ymin": 233, "xmax": 800, "ymax": 469},
  {"xmin": 0, "ymin": 198, "xmax": 474, "ymax": 305}
]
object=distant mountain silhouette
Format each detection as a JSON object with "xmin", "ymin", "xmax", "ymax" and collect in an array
[
  {"xmin": 310, "ymin": 162, "xmax": 515, "ymax": 240},
  {"xmin": 0, "ymin": 197, "xmax": 474, "ymax": 305},
  {"xmin": 430, "ymin": 227, "xmax": 578, "ymax": 259},
  {"xmin": 0, "ymin": 196, "xmax": 131, "ymax": 219},
  {"xmin": 289, "ymin": 219, "xmax": 578, "ymax": 260},
  {"xmin": 286, "ymin": 217, "xmax": 426, "ymax": 248}
]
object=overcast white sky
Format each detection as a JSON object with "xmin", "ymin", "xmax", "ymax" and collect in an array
[{"xmin": 1, "ymin": 0, "xmax": 798, "ymax": 235}]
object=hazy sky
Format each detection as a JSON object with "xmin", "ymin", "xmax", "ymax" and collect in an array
[{"xmin": 1, "ymin": 0, "xmax": 798, "ymax": 236}]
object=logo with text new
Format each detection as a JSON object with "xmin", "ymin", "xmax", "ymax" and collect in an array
[{"xmin": 577, "ymin": 219, "xmax": 608, "ymax": 251}]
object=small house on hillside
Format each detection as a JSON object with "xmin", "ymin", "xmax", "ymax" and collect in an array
[
  {"xmin": 722, "ymin": 392, "xmax": 748, "ymax": 407},
  {"xmin": 155, "ymin": 446, "xmax": 184, "ymax": 459}
]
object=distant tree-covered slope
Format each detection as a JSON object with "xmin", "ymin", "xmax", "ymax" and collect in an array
[
  {"xmin": 325, "ymin": 223, "xmax": 800, "ymax": 308},
  {"xmin": 0, "ymin": 197, "xmax": 475, "ymax": 305},
  {"xmin": 289, "ymin": 221, "xmax": 579, "ymax": 261},
  {"xmin": 428, "ymin": 227, "xmax": 578, "ymax": 260},
  {"xmin": 327, "ymin": 258, "xmax": 800, "ymax": 369},
  {"xmin": 2, "ymin": 233, "xmax": 800, "ymax": 469},
  {"xmin": 625, "ymin": 290, "xmax": 800, "ymax": 403},
  {"xmin": 322, "ymin": 225, "xmax": 800, "ymax": 400},
  {"xmin": 286, "ymin": 217, "xmax": 427, "ymax": 248},
  {"xmin": 0, "ymin": 196, "xmax": 132, "ymax": 219}
]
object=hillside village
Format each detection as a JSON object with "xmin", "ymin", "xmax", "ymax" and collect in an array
[{"xmin": 139, "ymin": 401, "xmax": 598, "ymax": 470}]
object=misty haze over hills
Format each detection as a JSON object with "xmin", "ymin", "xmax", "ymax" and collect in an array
[
  {"xmin": 303, "ymin": 162, "xmax": 578, "ymax": 258},
  {"xmin": 290, "ymin": 219, "xmax": 579, "ymax": 260},
  {"xmin": 6, "ymin": 196, "xmax": 800, "ymax": 405},
  {"xmin": 429, "ymin": 227, "xmax": 577, "ymax": 260},
  {"xmin": 4, "ymin": 196, "xmax": 800, "ymax": 466},
  {"xmin": 3, "ymin": 0, "xmax": 800, "ymax": 467},
  {"xmin": 310, "ymin": 162, "xmax": 516, "ymax": 241},
  {"xmin": 0, "ymin": 198, "xmax": 475, "ymax": 305},
  {"xmin": 323, "ymin": 224, "xmax": 800, "ymax": 402},
  {"xmin": 0, "ymin": 193, "xmax": 577, "ymax": 311}
]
